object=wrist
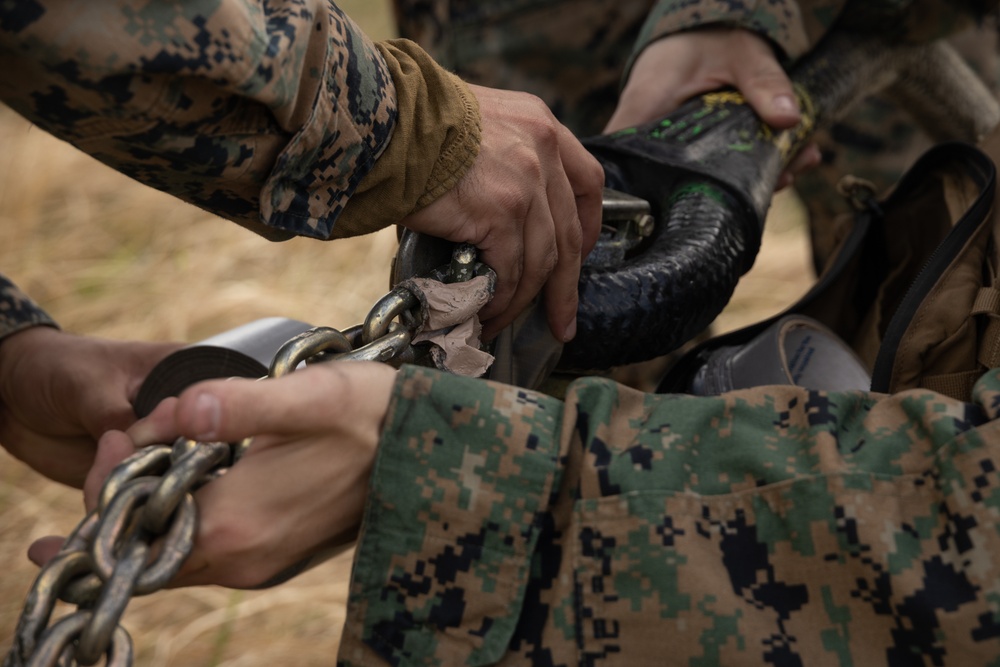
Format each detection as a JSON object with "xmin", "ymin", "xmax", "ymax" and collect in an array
[
  {"xmin": 0, "ymin": 327, "xmax": 61, "ymax": 410},
  {"xmin": 0, "ymin": 324, "xmax": 60, "ymax": 372}
]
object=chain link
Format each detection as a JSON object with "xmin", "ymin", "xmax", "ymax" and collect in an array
[
  {"xmin": 2, "ymin": 437, "xmax": 235, "ymax": 667},
  {"xmin": 4, "ymin": 244, "xmax": 490, "ymax": 667}
]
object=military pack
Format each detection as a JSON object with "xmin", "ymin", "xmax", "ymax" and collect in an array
[{"xmin": 663, "ymin": 127, "xmax": 1000, "ymax": 403}]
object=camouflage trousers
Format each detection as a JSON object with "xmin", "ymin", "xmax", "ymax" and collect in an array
[
  {"xmin": 393, "ymin": 1, "xmax": 1000, "ymax": 271},
  {"xmin": 338, "ymin": 364, "xmax": 1000, "ymax": 665}
]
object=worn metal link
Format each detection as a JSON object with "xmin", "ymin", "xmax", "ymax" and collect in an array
[
  {"xmin": 4, "ymin": 243, "xmax": 493, "ymax": 667},
  {"xmin": 91, "ymin": 478, "xmax": 198, "ymax": 593},
  {"xmin": 362, "ymin": 288, "xmax": 419, "ymax": 346},
  {"xmin": 77, "ymin": 539, "xmax": 147, "ymax": 665},
  {"xmin": 335, "ymin": 323, "xmax": 414, "ymax": 364},
  {"xmin": 268, "ymin": 326, "xmax": 353, "ymax": 376},
  {"xmin": 27, "ymin": 612, "xmax": 132, "ymax": 667},
  {"xmin": 96, "ymin": 447, "xmax": 172, "ymax": 513},
  {"xmin": 2, "ymin": 438, "xmax": 236, "ymax": 667},
  {"xmin": 261, "ymin": 241, "xmax": 493, "ymax": 370}
]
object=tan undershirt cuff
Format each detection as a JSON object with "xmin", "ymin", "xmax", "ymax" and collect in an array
[{"xmin": 330, "ymin": 39, "xmax": 482, "ymax": 239}]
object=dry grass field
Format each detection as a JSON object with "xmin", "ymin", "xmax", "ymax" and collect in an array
[{"xmin": 0, "ymin": 3, "xmax": 814, "ymax": 664}]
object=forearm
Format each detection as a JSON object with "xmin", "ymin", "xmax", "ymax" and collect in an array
[{"xmin": 0, "ymin": 2, "xmax": 479, "ymax": 242}]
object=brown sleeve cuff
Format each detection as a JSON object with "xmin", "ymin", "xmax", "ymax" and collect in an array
[{"xmin": 330, "ymin": 39, "xmax": 482, "ymax": 239}]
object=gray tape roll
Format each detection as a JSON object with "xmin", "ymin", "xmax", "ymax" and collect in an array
[
  {"xmin": 134, "ymin": 317, "xmax": 315, "ymax": 417},
  {"xmin": 689, "ymin": 315, "xmax": 871, "ymax": 395}
]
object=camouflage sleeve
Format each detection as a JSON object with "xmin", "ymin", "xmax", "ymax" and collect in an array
[
  {"xmin": 631, "ymin": 0, "xmax": 1000, "ymax": 70},
  {"xmin": 338, "ymin": 365, "xmax": 566, "ymax": 665},
  {"xmin": 630, "ymin": 0, "xmax": 845, "ymax": 67},
  {"xmin": 341, "ymin": 365, "xmax": 1000, "ymax": 664},
  {"xmin": 0, "ymin": 2, "xmax": 478, "ymax": 243},
  {"xmin": 0, "ymin": 275, "xmax": 57, "ymax": 342}
]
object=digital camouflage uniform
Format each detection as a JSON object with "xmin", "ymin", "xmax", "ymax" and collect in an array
[
  {"xmin": 393, "ymin": 0, "xmax": 1000, "ymax": 268},
  {"xmin": 0, "ymin": 0, "xmax": 481, "ymax": 342},
  {"xmin": 4, "ymin": 2, "xmax": 1000, "ymax": 666},
  {"xmin": 341, "ymin": 364, "xmax": 1000, "ymax": 664}
]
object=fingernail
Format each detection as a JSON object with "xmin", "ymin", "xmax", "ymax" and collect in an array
[
  {"xmin": 773, "ymin": 94, "xmax": 798, "ymax": 115},
  {"xmin": 192, "ymin": 393, "xmax": 221, "ymax": 440},
  {"xmin": 563, "ymin": 319, "xmax": 577, "ymax": 342}
]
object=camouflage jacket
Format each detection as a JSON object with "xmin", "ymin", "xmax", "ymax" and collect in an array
[
  {"xmin": 0, "ymin": 1, "xmax": 480, "ymax": 342},
  {"xmin": 634, "ymin": 0, "xmax": 995, "ymax": 67},
  {"xmin": 339, "ymin": 364, "xmax": 1000, "ymax": 665},
  {"xmin": 395, "ymin": 0, "xmax": 998, "ymax": 136}
]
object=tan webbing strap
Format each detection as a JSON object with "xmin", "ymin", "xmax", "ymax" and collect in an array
[
  {"xmin": 973, "ymin": 286, "xmax": 1000, "ymax": 369},
  {"xmin": 922, "ymin": 370, "xmax": 983, "ymax": 401},
  {"xmin": 980, "ymin": 320, "xmax": 1000, "ymax": 370},
  {"xmin": 920, "ymin": 286, "xmax": 1000, "ymax": 400},
  {"xmin": 973, "ymin": 286, "xmax": 1000, "ymax": 315}
]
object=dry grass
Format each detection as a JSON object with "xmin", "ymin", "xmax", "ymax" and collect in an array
[{"xmin": 0, "ymin": 1, "xmax": 814, "ymax": 663}]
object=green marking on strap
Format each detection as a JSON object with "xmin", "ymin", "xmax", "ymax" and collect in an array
[{"xmin": 669, "ymin": 182, "xmax": 725, "ymax": 205}]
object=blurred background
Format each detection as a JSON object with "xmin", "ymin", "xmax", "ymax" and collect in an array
[{"xmin": 0, "ymin": 1, "xmax": 813, "ymax": 664}]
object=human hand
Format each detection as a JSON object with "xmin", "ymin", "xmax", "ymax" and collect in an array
[
  {"xmin": 604, "ymin": 28, "xmax": 822, "ymax": 189},
  {"xmin": 29, "ymin": 360, "xmax": 396, "ymax": 589},
  {"xmin": 400, "ymin": 84, "xmax": 604, "ymax": 342},
  {"xmin": 0, "ymin": 326, "xmax": 179, "ymax": 488}
]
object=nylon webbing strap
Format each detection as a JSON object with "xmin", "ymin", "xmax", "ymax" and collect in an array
[
  {"xmin": 973, "ymin": 286, "xmax": 1000, "ymax": 370},
  {"xmin": 973, "ymin": 286, "xmax": 1000, "ymax": 315},
  {"xmin": 922, "ymin": 369, "xmax": 983, "ymax": 402},
  {"xmin": 917, "ymin": 286, "xmax": 1000, "ymax": 401}
]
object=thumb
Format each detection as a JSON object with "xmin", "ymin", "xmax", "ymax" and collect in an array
[
  {"xmin": 172, "ymin": 362, "xmax": 396, "ymax": 443},
  {"xmin": 731, "ymin": 38, "xmax": 800, "ymax": 129}
]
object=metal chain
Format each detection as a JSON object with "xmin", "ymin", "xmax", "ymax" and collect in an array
[
  {"xmin": 292, "ymin": 242, "xmax": 491, "ymax": 370},
  {"xmin": 3, "ymin": 437, "xmax": 240, "ymax": 667},
  {"xmin": 3, "ymin": 244, "xmax": 489, "ymax": 667}
]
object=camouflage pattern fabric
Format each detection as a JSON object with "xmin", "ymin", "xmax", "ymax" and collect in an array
[
  {"xmin": 634, "ymin": 0, "xmax": 996, "ymax": 67},
  {"xmin": 341, "ymin": 364, "xmax": 1000, "ymax": 665},
  {"xmin": 631, "ymin": 0, "xmax": 843, "ymax": 70},
  {"xmin": 0, "ymin": 0, "xmax": 397, "ymax": 341},
  {"xmin": 0, "ymin": 277, "xmax": 57, "ymax": 339},
  {"xmin": 0, "ymin": 1, "xmax": 397, "ymax": 243}
]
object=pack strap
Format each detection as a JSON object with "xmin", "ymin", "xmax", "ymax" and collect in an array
[
  {"xmin": 916, "ymin": 286, "xmax": 1000, "ymax": 400},
  {"xmin": 973, "ymin": 286, "xmax": 1000, "ymax": 369},
  {"xmin": 921, "ymin": 370, "xmax": 983, "ymax": 401}
]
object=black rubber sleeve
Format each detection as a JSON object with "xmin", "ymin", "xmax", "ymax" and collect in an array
[{"xmin": 560, "ymin": 29, "xmax": 910, "ymax": 370}]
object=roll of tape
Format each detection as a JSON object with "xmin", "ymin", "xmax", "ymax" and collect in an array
[{"xmin": 133, "ymin": 317, "xmax": 315, "ymax": 417}]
